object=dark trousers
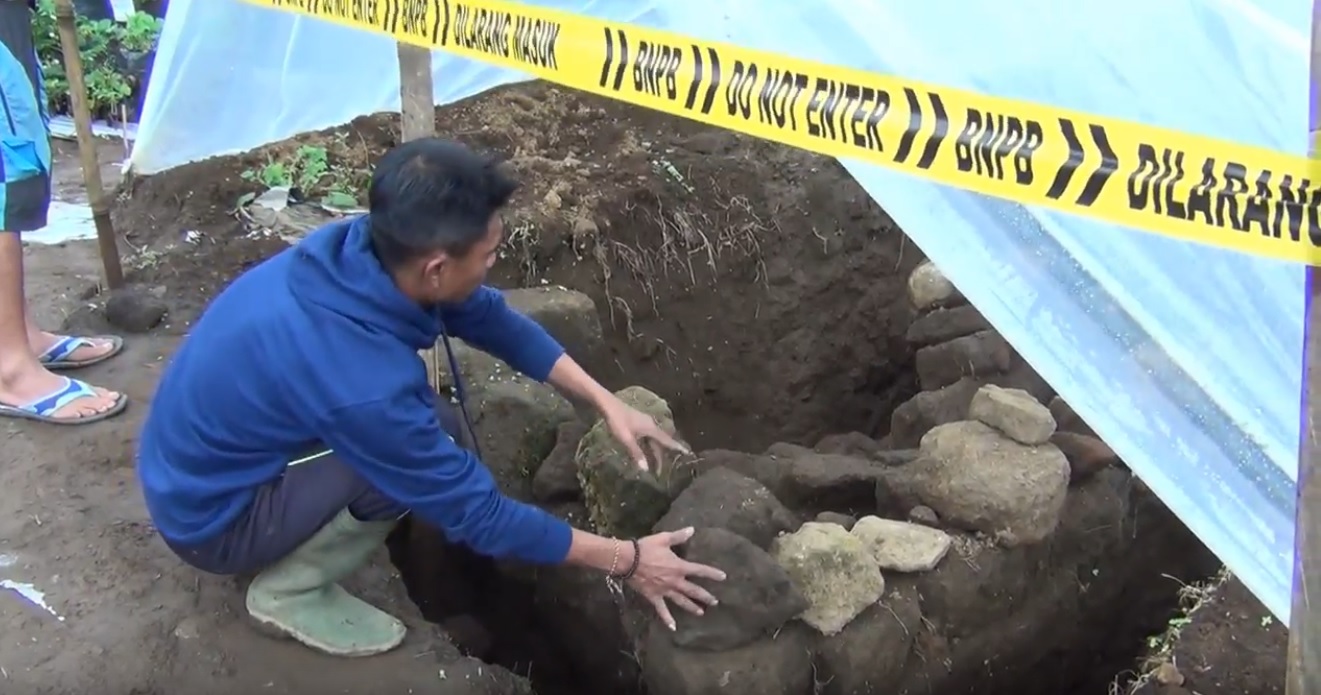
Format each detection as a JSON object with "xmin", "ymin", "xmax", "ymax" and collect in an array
[{"xmin": 165, "ymin": 401, "xmax": 468, "ymax": 576}]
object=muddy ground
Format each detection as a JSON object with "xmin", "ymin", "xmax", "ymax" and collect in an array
[{"xmin": 0, "ymin": 81, "xmax": 1287, "ymax": 695}]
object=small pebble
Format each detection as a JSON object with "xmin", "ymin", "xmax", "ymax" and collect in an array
[
  {"xmin": 815, "ymin": 511, "xmax": 856, "ymax": 530},
  {"xmin": 908, "ymin": 506, "xmax": 940, "ymax": 527}
]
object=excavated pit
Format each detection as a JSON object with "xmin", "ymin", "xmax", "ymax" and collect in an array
[
  {"xmin": 364, "ymin": 85, "xmax": 1219, "ymax": 693},
  {"xmin": 382, "ymin": 301, "xmax": 1221, "ymax": 693},
  {"xmin": 107, "ymin": 80, "xmax": 1222, "ymax": 695}
]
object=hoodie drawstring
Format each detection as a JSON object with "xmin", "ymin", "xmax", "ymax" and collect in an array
[{"xmin": 439, "ymin": 330, "xmax": 484, "ymax": 459}]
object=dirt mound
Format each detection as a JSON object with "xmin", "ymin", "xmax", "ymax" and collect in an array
[
  {"xmin": 0, "ymin": 81, "xmax": 1220, "ymax": 695},
  {"xmin": 113, "ymin": 82, "xmax": 919, "ymax": 451}
]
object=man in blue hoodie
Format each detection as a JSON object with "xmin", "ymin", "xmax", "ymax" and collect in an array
[{"xmin": 137, "ymin": 138, "xmax": 725, "ymax": 658}]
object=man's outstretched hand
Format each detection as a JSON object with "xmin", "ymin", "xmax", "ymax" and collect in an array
[
  {"xmin": 627, "ymin": 527, "xmax": 725, "ymax": 630},
  {"xmin": 600, "ymin": 396, "xmax": 690, "ymax": 470}
]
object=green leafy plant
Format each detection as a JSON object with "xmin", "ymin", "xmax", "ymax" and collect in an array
[
  {"xmin": 241, "ymin": 143, "xmax": 370, "ymax": 208},
  {"xmin": 241, "ymin": 159, "xmax": 294, "ymax": 188},
  {"xmin": 118, "ymin": 11, "xmax": 161, "ymax": 53},
  {"xmin": 32, "ymin": 1, "xmax": 164, "ymax": 120}
]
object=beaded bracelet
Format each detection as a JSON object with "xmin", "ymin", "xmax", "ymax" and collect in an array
[
  {"xmin": 606, "ymin": 539, "xmax": 623, "ymax": 577},
  {"xmin": 616, "ymin": 539, "xmax": 642, "ymax": 581}
]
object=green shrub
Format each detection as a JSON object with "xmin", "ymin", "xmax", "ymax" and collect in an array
[{"xmin": 32, "ymin": 1, "xmax": 164, "ymax": 119}]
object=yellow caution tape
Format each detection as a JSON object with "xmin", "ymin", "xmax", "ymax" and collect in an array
[{"xmin": 246, "ymin": 0, "xmax": 1321, "ymax": 265}]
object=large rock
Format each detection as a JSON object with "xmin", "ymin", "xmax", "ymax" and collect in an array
[
  {"xmin": 968, "ymin": 385, "xmax": 1057, "ymax": 445},
  {"xmin": 771, "ymin": 522, "xmax": 884, "ymax": 636},
  {"xmin": 813, "ymin": 583, "xmax": 922, "ymax": 695},
  {"xmin": 1051, "ymin": 431, "xmax": 1119, "ymax": 483},
  {"xmin": 438, "ymin": 340, "xmax": 575, "ymax": 500},
  {"xmin": 816, "ymin": 511, "xmax": 857, "ymax": 530},
  {"xmin": 994, "ymin": 359, "xmax": 1057, "ymax": 406},
  {"xmin": 640, "ymin": 621, "xmax": 815, "ymax": 695},
  {"xmin": 103, "ymin": 284, "xmax": 169, "ymax": 332},
  {"xmin": 907, "ymin": 260, "xmax": 961, "ymax": 310},
  {"xmin": 914, "ymin": 329, "xmax": 1013, "ymax": 391},
  {"xmin": 503, "ymin": 286, "xmax": 603, "ymax": 363},
  {"xmin": 905, "ymin": 304, "xmax": 991, "ymax": 347},
  {"xmin": 889, "ymin": 377, "xmax": 983, "ymax": 448},
  {"xmin": 850, "ymin": 516, "xmax": 952, "ymax": 572},
  {"xmin": 531, "ymin": 419, "xmax": 591, "ymax": 502},
  {"xmin": 695, "ymin": 446, "xmax": 894, "ymax": 515},
  {"xmin": 891, "ymin": 369, "xmax": 1056, "ymax": 449},
  {"xmin": 577, "ymin": 386, "xmax": 688, "ymax": 537},
  {"xmin": 654, "ymin": 468, "xmax": 799, "ymax": 549},
  {"xmin": 1049, "ymin": 396, "xmax": 1099, "ymax": 438},
  {"xmin": 882, "ymin": 421, "xmax": 1069, "ymax": 546},
  {"xmin": 670, "ymin": 528, "xmax": 808, "ymax": 651},
  {"xmin": 813, "ymin": 432, "xmax": 916, "ymax": 466}
]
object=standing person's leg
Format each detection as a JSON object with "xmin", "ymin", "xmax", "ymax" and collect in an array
[
  {"xmin": 164, "ymin": 450, "xmax": 410, "ymax": 657},
  {"xmin": 0, "ymin": 1, "xmax": 123, "ymax": 423}
]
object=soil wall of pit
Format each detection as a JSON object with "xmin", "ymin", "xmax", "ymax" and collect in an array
[{"xmin": 115, "ymin": 82, "xmax": 922, "ymax": 452}]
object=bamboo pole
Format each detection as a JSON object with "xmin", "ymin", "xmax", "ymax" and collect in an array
[{"xmin": 53, "ymin": 0, "xmax": 124, "ymax": 289}]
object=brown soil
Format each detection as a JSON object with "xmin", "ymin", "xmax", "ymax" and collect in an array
[
  {"xmin": 0, "ymin": 80, "xmax": 1219, "ymax": 695},
  {"xmin": 112, "ymin": 81, "xmax": 920, "ymax": 450},
  {"xmin": 1129, "ymin": 577, "xmax": 1287, "ymax": 695}
]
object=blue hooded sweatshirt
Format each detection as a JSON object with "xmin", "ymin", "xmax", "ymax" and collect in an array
[{"xmin": 137, "ymin": 216, "xmax": 573, "ymax": 565}]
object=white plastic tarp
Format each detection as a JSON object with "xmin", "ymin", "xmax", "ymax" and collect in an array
[{"xmin": 131, "ymin": 0, "xmax": 1313, "ymax": 621}]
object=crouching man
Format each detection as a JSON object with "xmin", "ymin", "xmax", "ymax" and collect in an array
[{"xmin": 136, "ymin": 138, "xmax": 725, "ymax": 658}]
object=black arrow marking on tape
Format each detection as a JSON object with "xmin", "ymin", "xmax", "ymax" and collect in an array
[
  {"xmin": 684, "ymin": 46, "xmax": 703, "ymax": 110},
  {"xmin": 894, "ymin": 88, "xmax": 920, "ymax": 165},
  {"xmin": 612, "ymin": 30, "xmax": 629, "ymax": 91},
  {"xmin": 700, "ymin": 48, "xmax": 720, "ymax": 115},
  {"xmin": 1075, "ymin": 124, "xmax": 1116, "ymax": 206},
  {"xmin": 434, "ymin": 0, "xmax": 450, "ymax": 46},
  {"xmin": 1045, "ymin": 119, "xmax": 1083, "ymax": 200},
  {"xmin": 598, "ymin": 28, "xmax": 615, "ymax": 89},
  {"xmin": 916, "ymin": 93, "xmax": 946, "ymax": 170},
  {"xmin": 384, "ymin": 0, "xmax": 399, "ymax": 35}
]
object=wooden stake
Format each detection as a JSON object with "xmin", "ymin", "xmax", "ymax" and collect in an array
[
  {"xmin": 397, "ymin": 43, "xmax": 436, "ymax": 143},
  {"xmin": 396, "ymin": 43, "xmax": 442, "ymax": 388},
  {"xmin": 1287, "ymin": 8, "xmax": 1321, "ymax": 693},
  {"xmin": 1289, "ymin": 264, "xmax": 1321, "ymax": 695},
  {"xmin": 53, "ymin": 0, "xmax": 124, "ymax": 290}
]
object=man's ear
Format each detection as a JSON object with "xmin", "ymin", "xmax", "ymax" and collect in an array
[{"xmin": 421, "ymin": 252, "xmax": 449, "ymax": 278}]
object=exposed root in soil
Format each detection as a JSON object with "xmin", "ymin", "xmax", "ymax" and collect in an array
[{"xmin": 1118, "ymin": 567, "xmax": 1232, "ymax": 694}]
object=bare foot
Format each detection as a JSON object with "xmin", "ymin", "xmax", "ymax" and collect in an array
[
  {"xmin": 0, "ymin": 363, "xmax": 121, "ymax": 420},
  {"xmin": 30, "ymin": 332, "xmax": 119, "ymax": 364}
]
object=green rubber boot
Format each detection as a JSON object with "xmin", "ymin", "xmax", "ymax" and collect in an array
[{"xmin": 245, "ymin": 508, "xmax": 406, "ymax": 657}]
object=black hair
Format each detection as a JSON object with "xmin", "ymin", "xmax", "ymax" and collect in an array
[{"xmin": 367, "ymin": 138, "xmax": 518, "ymax": 270}]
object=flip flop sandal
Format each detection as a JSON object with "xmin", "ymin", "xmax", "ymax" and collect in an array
[
  {"xmin": 0, "ymin": 377, "xmax": 128, "ymax": 425},
  {"xmin": 38, "ymin": 335, "xmax": 124, "ymax": 371}
]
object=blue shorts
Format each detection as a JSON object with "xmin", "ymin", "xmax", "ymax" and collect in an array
[{"xmin": 0, "ymin": 0, "xmax": 51, "ymax": 233}]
